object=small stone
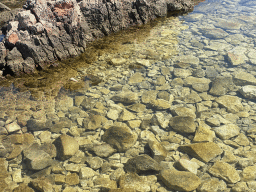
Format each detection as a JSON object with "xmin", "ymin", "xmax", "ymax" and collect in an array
[
  {"xmin": 92, "ymin": 143, "xmax": 116, "ymax": 158},
  {"xmin": 197, "ymin": 177, "xmax": 227, "ymax": 192},
  {"xmin": 30, "ymin": 177, "xmax": 53, "ymax": 192},
  {"xmin": 119, "ymin": 109, "xmax": 136, "ymax": 121},
  {"xmin": 119, "ymin": 173, "xmax": 151, "ymax": 192},
  {"xmin": 159, "ymin": 168, "xmax": 201, "ymax": 191},
  {"xmin": 176, "ymin": 158, "xmax": 200, "ymax": 174},
  {"xmin": 213, "ymin": 124, "xmax": 240, "ymax": 140},
  {"xmin": 215, "ymin": 95, "xmax": 243, "ymax": 113},
  {"xmin": 107, "ymin": 109, "xmax": 120, "ymax": 120},
  {"xmin": 65, "ymin": 173, "xmax": 79, "ymax": 186},
  {"xmin": 179, "ymin": 142, "xmax": 223, "ymax": 163},
  {"xmin": 102, "ymin": 126, "xmax": 137, "ymax": 152},
  {"xmin": 193, "ymin": 121, "xmax": 215, "ymax": 142},
  {"xmin": 110, "ymin": 57, "xmax": 126, "ymax": 66},
  {"xmin": 94, "ymin": 177, "xmax": 117, "ymax": 189},
  {"xmin": 129, "ymin": 72, "xmax": 144, "ymax": 84},
  {"xmin": 5, "ymin": 121, "xmax": 21, "ymax": 133},
  {"xmin": 208, "ymin": 161, "xmax": 240, "ymax": 184},
  {"xmin": 227, "ymin": 52, "xmax": 245, "ymax": 66},
  {"xmin": 53, "ymin": 134, "xmax": 79, "ymax": 160},
  {"xmin": 79, "ymin": 167, "xmax": 97, "ymax": 179},
  {"xmin": 54, "ymin": 174, "xmax": 66, "ymax": 184},
  {"xmin": 169, "ymin": 116, "xmax": 196, "ymax": 134}
]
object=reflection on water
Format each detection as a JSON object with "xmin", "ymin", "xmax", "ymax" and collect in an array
[{"xmin": 1, "ymin": 0, "xmax": 256, "ymax": 191}]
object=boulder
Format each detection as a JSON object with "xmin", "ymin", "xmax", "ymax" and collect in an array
[{"xmin": 0, "ymin": 0, "xmax": 194, "ymax": 76}]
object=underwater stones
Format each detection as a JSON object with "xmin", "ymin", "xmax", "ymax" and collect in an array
[
  {"xmin": 54, "ymin": 134, "xmax": 79, "ymax": 160},
  {"xmin": 199, "ymin": 28, "xmax": 229, "ymax": 39},
  {"xmin": 227, "ymin": 52, "xmax": 245, "ymax": 66},
  {"xmin": 169, "ymin": 116, "xmax": 196, "ymax": 134},
  {"xmin": 213, "ymin": 124, "xmax": 240, "ymax": 140},
  {"xmin": 233, "ymin": 72, "xmax": 256, "ymax": 86},
  {"xmin": 124, "ymin": 154, "xmax": 161, "ymax": 173},
  {"xmin": 215, "ymin": 95, "xmax": 243, "ymax": 113},
  {"xmin": 179, "ymin": 142, "xmax": 223, "ymax": 163},
  {"xmin": 208, "ymin": 161, "xmax": 240, "ymax": 184},
  {"xmin": 111, "ymin": 92, "xmax": 139, "ymax": 104},
  {"xmin": 239, "ymin": 85, "xmax": 256, "ymax": 100},
  {"xmin": 159, "ymin": 168, "xmax": 201, "ymax": 191},
  {"xmin": 209, "ymin": 76, "xmax": 235, "ymax": 96},
  {"xmin": 102, "ymin": 126, "xmax": 137, "ymax": 152}
]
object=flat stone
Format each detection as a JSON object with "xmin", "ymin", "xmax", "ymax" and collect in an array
[
  {"xmin": 79, "ymin": 167, "xmax": 97, "ymax": 179},
  {"xmin": 124, "ymin": 154, "xmax": 161, "ymax": 173},
  {"xmin": 176, "ymin": 55, "xmax": 200, "ymax": 67},
  {"xmin": 85, "ymin": 156, "xmax": 103, "ymax": 170},
  {"xmin": 209, "ymin": 76, "xmax": 235, "ymax": 96},
  {"xmin": 213, "ymin": 124, "xmax": 240, "ymax": 140},
  {"xmin": 176, "ymin": 158, "xmax": 200, "ymax": 174},
  {"xmin": 30, "ymin": 177, "xmax": 53, "ymax": 192},
  {"xmin": 119, "ymin": 109, "xmax": 136, "ymax": 121},
  {"xmin": 141, "ymin": 90, "xmax": 158, "ymax": 104},
  {"xmin": 159, "ymin": 168, "xmax": 201, "ymax": 191},
  {"xmin": 240, "ymin": 85, "xmax": 256, "ymax": 100},
  {"xmin": 149, "ymin": 99, "xmax": 172, "ymax": 110},
  {"xmin": 173, "ymin": 68, "xmax": 192, "ymax": 78},
  {"xmin": 110, "ymin": 57, "xmax": 126, "ymax": 66},
  {"xmin": 179, "ymin": 142, "xmax": 223, "ymax": 163},
  {"xmin": 94, "ymin": 177, "xmax": 117, "ymax": 189},
  {"xmin": 193, "ymin": 121, "xmax": 215, "ymax": 142},
  {"xmin": 127, "ymin": 103, "xmax": 146, "ymax": 113},
  {"xmin": 65, "ymin": 173, "xmax": 79, "ymax": 185},
  {"xmin": 171, "ymin": 107, "xmax": 196, "ymax": 119},
  {"xmin": 5, "ymin": 121, "xmax": 21, "ymax": 133},
  {"xmin": 197, "ymin": 177, "xmax": 227, "ymax": 192},
  {"xmin": 184, "ymin": 90, "xmax": 202, "ymax": 103},
  {"xmin": 23, "ymin": 143, "xmax": 54, "ymax": 170},
  {"xmin": 12, "ymin": 183, "xmax": 34, "ymax": 192},
  {"xmin": 215, "ymin": 19, "xmax": 242, "ymax": 30},
  {"xmin": 233, "ymin": 72, "xmax": 256, "ymax": 86},
  {"xmin": 83, "ymin": 114, "xmax": 103, "ymax": 130},
  {"xmin": 208, "ymin": 161, "xmax": 240, "ymax": 184},
  {"xmin": 169, "ymin": 116, "xmax": 196, "ymax": 134},
  {"xmin": 119, "ymin": 173, "xmax": 151, "ymax": 192},
  {"xmin": 227, "ymin": 52, "xmax": 245, "ymax": 66},
  {"xmin": 107, "ymin": 109, "xmax": 120, "ymax": 120},
  {"xmin": 102, "ymin": 126, "xmax": 137, "ymax": 152},
  {"xmin": 128, "ymin": 72, "xmax": 144, "ymax": 84},
  {"xmin": 92, "ymin": 143, "xmax": 116, "ymax": 158},
  {"xmin": 53, "ymin": 134, "xmax": 79, "ymax": 160},
  {"xmin": 111, "ymin": 92, "xmax": 139, "ymax": 104},
  {"xmin": 148, "ymin": 140, "xmax": 168, "ymax": 162},
  {"xmin": 200, "ymin": 28, "xmax": 229, "ymax": 39},
  {"xmin": 240, "ymin": 165, "xmax": 256, "ymax": 181},
  {"xmin": 215, "ymin": 95, "xmax": 243, "ymax": 113}
]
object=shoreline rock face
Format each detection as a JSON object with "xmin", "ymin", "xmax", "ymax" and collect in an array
[{"xmin": 0, "ymin": 0, "xmax": 194, "ymax": 76}]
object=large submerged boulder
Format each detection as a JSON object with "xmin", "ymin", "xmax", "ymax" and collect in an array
[{"xmin": 0, "ymin": 0, "xmax": 194, "ymax": 76}]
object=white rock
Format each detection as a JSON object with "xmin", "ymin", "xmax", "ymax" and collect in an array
[{"xmin": 5, "ymin": 121, "xmax": 21, "ymax": 133}]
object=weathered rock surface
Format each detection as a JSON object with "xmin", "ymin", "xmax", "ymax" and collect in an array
[{"xmin": 0, "ymin": 0, "xmax": 194, "ymax": 76}]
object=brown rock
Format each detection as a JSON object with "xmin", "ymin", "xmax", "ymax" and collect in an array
[
  {"xmin": 159, "ymin": 168, "xmax": 201, "ymax": 191},
  {"xmin": 179, "ymin": 142, "xmax": 223, "ymax": 163},
  {"xmin": 65, "ymin": 173, "xmax": 79, "ymax": 186},
  {"xmin": 102, "ymin": 126, "xmax": 137, "ymax": 152}
]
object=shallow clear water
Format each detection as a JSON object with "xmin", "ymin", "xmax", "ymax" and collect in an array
[{"xmin": 1, "ymin": 0, "xmax": 256, "ymax": 190}]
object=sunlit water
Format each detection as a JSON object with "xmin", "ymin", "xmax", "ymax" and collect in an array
[{"xmin": 1, "ymin": 0, "xmax": 256, "ymax": 190}]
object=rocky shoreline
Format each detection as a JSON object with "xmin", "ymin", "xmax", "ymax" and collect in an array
[{"xmin": 0, "ymin": 0, "xmax": 196, "ymax": 77}]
